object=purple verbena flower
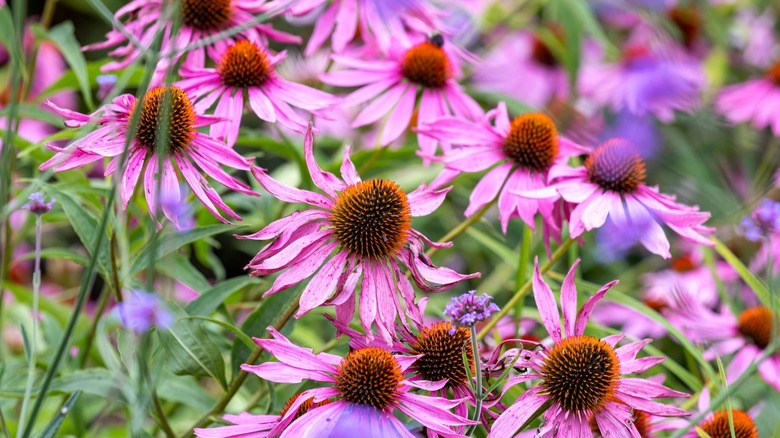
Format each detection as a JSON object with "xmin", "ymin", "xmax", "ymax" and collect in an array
[
  {"xmin": 22, "ymin": 192, "xmax": 55, "ymax": 215},
  {"xmin": 741, "ymin": 199, "xmax": 780, "ymax": 241},
  {"xmin": 116, "ymin": 290, "xmax": 173, "ymax": 334},
  {"xmin": 444, "ymin": 290, "xmax": 499, "ymax": 331}
]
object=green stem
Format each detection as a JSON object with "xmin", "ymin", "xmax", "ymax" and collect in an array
[
  {"xmin": 464, "ymin": 328, "xmax": 483, "ymax": 435},
  {"xmin": 78, "ymin": 284, "xmax": 111, "ymax": 368},
  {"xmin": 17, "ymin": 215, "xmax": 43, "ymax": 438},
  {"xmin": 0, "ymin": 0, "xmax": 27, "ymax": 352},
  {"xmin": 179, "ymin": 298, "xmax": 301, "ymax": 437},
  {"xmin": 477, "ymin": 238, "xmax": 576, "ymax": 341},
  {"xmin": 426, "ymin": 165, "xmax": 516, "ymax": 258},
  {"xmin": 513, "ymin": 224, "xmax": 533, "ymax": 333}
]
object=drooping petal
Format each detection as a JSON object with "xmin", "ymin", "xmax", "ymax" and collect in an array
[{"xmin": 532, "ymin": 259, "xmax": 562, "ymax": 343}]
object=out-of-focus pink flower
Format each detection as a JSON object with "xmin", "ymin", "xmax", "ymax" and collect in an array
[
  {"xmin": 290, "ymin": 0, "xmax": 440, "ymax": 55},
  {"xmin": 84, "ymin": 0, "xmax": 299, "ymax": 74},
  {"xmin": 418, "ymin": 103, "xmax": 587, "ymax": 247},
  {"xmin": 472, "ymin": 31, "xmax": 568, "ymax": 109},
  {"xmin": 321, "ymin": 35, "xmax": 482, "ymax": 158},
  {"xmin": 40, "ymin": 86, "xmax": 257, "ymax": 227},
  {"xmin": 240, "ymin": 125, "xmax": 479, "ymax": 343},
  {"xmin": 520, "ymin": 139, "xmax": 714, "ymax": 258},
  {"xmin": 715, "ymin": 64, "xmax": 780, "ymax": 136},
  {"xmin": 491, "ymin": 260, "xmax": 689, "ymax": 437},
  {"xmin": 669, "ymin": 294, "xmax": 780, "ymax": 391},
  {"xmin": 240, "ymin": 327, "xmax": 476, "ymax": 437},
  {"xmin": 579, "ymin": 42, "xmax": 704, "ymax": 122},
  {"xmin": 679, "ymin": 389, "xmax": 761, "ymax": 438},
  {"xmin": 178, "ymin": 40, "xmax": 338, "ymax": 145},
  {"xmin": 730, "ymin": 8, "xmax": 777, "ymax": 68}
]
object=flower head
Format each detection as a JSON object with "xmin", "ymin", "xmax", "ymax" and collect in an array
[
  {"xmin": 22, "ymin": 192, "xmax": 55, "ymax": 215},
  {"xmin": 668, "ymin": 293, "xmax": 780, "ymax": 391},
  {"xmin": 416, "ymin": 102, "xmax": 588, "ymax": 247},
  {"xmin": 740, "ymin": 198, "xmax": 780, "ymax": 241},
  {"xmin": 240, "ymin": 124, "xmax": 479, "ymax": 343},
  {"xmin": 239, "ymin": 327, "xmax": 475, "ymax": 437},
  {"xmin": 472, "ymin": 30, "xmax": 569, "ymax": 108},
  {"xmin": 579, "ymin": 41, "xmax": 703, "ymax": 122},
  {"xmin": 716, "ymin": 62, "xmax": 780, "ymax": 136},
  {"xmin": 116, "ymin": 290, "xmax": 173, "ymax": 334},
  {"xmin": 491, "ymin": 259, "xmax": 689, "ymax": 437},
  {"xmin": 522, "ymin": 138, "xmax": 714, "ymax": 258},
  {"xmin": 444, "ymin": 290, "xmax": 499, "ymax": 331},
  {"xmin": 320, "ymin": 35, "xmax": 482, "ymax": 159},
  {"xmin": 177, "ymin": 40, "xmax": 338, "ymax": 145},
  {"xmin": 84, "ymin": 0, "xmax": 299, "ymax": 75},
  {"xmin": 40, "ymin": 86, "xmax": 256, "ymax": 228}
]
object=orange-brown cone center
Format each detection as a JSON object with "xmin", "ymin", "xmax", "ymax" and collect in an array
[
  {"xmin": 401, "ymin": 42, "xmax": 453, "ymax": 89},
  {"xmin": 181, "ymin": 0, "xmax": 232, "ymax": 31},
  {"xmin": 336, "ymin": 347, "xmax": 403, "ymax": 410},
  {"xmin": 408, "ymin": 322, "xmax": 474, "ymax": 387},
  {"xmin": 133, "ymin": 86, "xmax": 196, "ymax": 153},
  {"xmin": 541, "ymin": 335, "xmax": 620, "ymax": 413},
  {"xmin": 330, "ymin": 179, "xmax": 411, "ymax": 260},
  {"xmin": 699, "ymin": 409, "xmax": 759, "ymax": 438},
  {"xmin": 585, "ymin": 140, "xmax": 647, "ymax": 193},
  {"xmin": 503, "ymin": 113, "xmax": 559, "ymax": 172},
  {"xmin": 218, "ymin": 40, "xmax": 273, "ymax": 88},
  {"xmin": 738, "ymin": 306, "xmax": 773, "ymax": 349}
]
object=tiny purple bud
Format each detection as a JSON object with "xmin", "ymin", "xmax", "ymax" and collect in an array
[
  {"xmin": 444, "ymin": 290, "xmax": 500, "ymax": 333},
  {"xmin": 115, "ymin": 290, "xmax": 173, "ymax": 334},
  {"xmin": 22, "ymin": 192, "xmax": 55, "ymax": 215}
]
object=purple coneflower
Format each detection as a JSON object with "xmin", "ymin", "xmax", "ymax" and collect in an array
[
  {"xmin": 416, "ymin": 102, "xmax": 588, "ymax": 244},
  {"xmin": 740, "ymin": 198, "xmax": 780, "ymax": 241},
  {"xmin": 320, "ymin": 35, "xmax": 482, "ymax": 158},
  {"xmin": 716, "ymin": 63, "xmax": 780, "ymax": 136},
  {"xmin": 520, "ymin": 139, "xmax": 713, "ymax": 258},
  {"xmin": 194, "ymin": 393, "xmax": 331, "ymax": 438},
  {"xmin": 40, "ymin": 86, "xmax": 256, "ymax": 228},
  {"xmin": 490, "ymin": 260, "xmax": 689, "ymax": 436},
  {"xmin": 579, "ymin": 43, "xmax": 703, "ymax": 122},
  {"xmin": 84, "ymin": 0, "xmax": 299, "ymax": 73},
  {"xmin": 290, "ymin": 0, "xmax": 440, "ymax": 55},
  {"xmin": 240, "ymin": 125, "xmax": 479, "ymax": 343},
  {"xmin": 239, "ymin": 327, "xmax": 475, "ymax": 437},
  {"xmin": 668, "ymin": 294, "xmax": 780, "ymax": 391},
  {"xmin": 178, "ymin": 40, "xmax": 338, "ymax": 145},
  {"xmin": 472, "ymin": 30, "xmax": 569, "ymax": 109},
  {"xmin": 679, "ymin": 390, "xmax": 760, "ymax": 438}
]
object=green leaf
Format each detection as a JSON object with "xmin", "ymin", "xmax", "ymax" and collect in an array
[
  {"xmin": 231, "ymin": 290, "xmax": 298, "ymax": 375},
  {"xmin": 712, "ymin": 237, "xmax": 771, "ymax": 307},
  {"xmin": 186, "ymin": 276, "xmax": 263, "ymax": 317},
  {"xmin": 160, "ymin": 315, "xmax": 227, "ymax": 389},
  {"xmin": 183, "ymin": 316, "xmax": 256, "ymax": 349},
  {"xmin": 39, "ymin": 390, "xmax": 81, "ymax": 438},
  {"xmin": 0, "ymin": 7, "xmax": 16, "ymax": 51},
  {"xmin": 44, "ymin": 185, "xmax": 111, "ymax": 278},
  {"xmin": 157, "ymin": 375, "xmax": 215, "ymax": 411},
  {"xmin": 158, "ymin": 255, "xmax": 212, "ymax": 293},
  {"xmin": 32, "ymin": 22, "xmax": 95, "ymax": 110},
  {"xmin": 48, "ymin": 369, "xmax": 126, "ymax": 400},
  {"xmin": 129, "ymin": 225, "xmax": 233, "ymax": 276}
]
